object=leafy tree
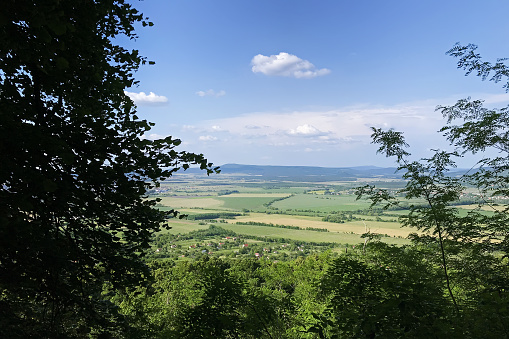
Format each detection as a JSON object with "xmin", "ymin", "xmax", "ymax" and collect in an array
[
  {"xmin": 356, "ymin": 44, "xmax": 509, "ymax": 337},
  {"xmin": 427, "ymin": 45, "xmax": 509, "ymax": 254},
  {"xmin": 0, "ymin": 0, "xmax": 217, "ymax": 336},
  {"xmin": 116, "ymin": 257, "xmax": 281, "ymax": 339},
  {"xmin": 358, "ymin": 128, "xmax": 463, "ymax": 311},
  {"xmin": 308, "ymin": 245, "xmax": 449, "ymax": 339}
]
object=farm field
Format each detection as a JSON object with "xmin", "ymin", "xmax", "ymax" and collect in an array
[
  {"xmin": 272, "ymin": 194, "xmax": 372, "ymax": 211},
  {"xmin": 146, "ymin": 170, "xmax": 508, "ymax": 272},
  {"xmin": 217, "ymin": 194, "xmax": 290, "ymax": 210},
  {"xmin": 161, "ymin": 216, "xmax": 410, "ymax": 245},
  {"xmin": 151, "ymin": 174, "xmax": 417, "ymax": 247},
  {"xmin": 229, "ymin": 213, "xmax": 411, "ymax": 238},
  {"xmin": 163, "ymin": 220, "xmax": 210, "ymax": 234},
  {"xmin": 157, "ymin": 196, "xmax": 224, "ymax": 209},
  {"xmin": 150, "ymin": 172, "xmax": 505, "ymax": 248},
  {"xmin": 218, "ymin": 223, "xmax": 408, "ymax": 245}
]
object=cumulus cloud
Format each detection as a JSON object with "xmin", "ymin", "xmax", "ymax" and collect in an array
[
  {"xmin": 124, "ymin": 91, "xmax": 168, "ymax": 105},
  {"xmin": 140, "ymin": 133, "xmax": 166, "ymax": 140},
  {"xmin": 196, "ymin": 89, "xmax": 226, "ymax": 97},
  {"xmin": 251, "ymin": 52, "xmax": 331, "ymax": 79},
  {"xmin": 288, "ymin": 124, "xmax": 324, "ymax": 136}
]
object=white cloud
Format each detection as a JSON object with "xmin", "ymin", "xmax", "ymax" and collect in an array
[
  {"xmin": 199, "ymin": 135, "xmax": 218, "ymax": 141},
  {"xmin": 140, "ymin": 133, "xmax": 166, "ymax": 140},
  {"xmin": 288, "ymin": 124, "xmax": 324, "ymax": 136},
  {"xmin": 124, "ymin": 91, "xmax": 168, "ymax": 105},
  {"xmin": 196, "ymin": 89, "xmax": 226, "ymax": 97},
  {"xmin": 251, "ymin": 52, "xmax": 331, "ymax": 79}
]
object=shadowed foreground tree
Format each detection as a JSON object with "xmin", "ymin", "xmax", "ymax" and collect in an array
[{"xmin": 0, "ymin": 1, "xmax": 217, "ymax": 337}]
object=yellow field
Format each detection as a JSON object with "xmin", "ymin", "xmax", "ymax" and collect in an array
[{"xmin": 229, "ymin": 213, "xmax": 413, "ymax": 238}]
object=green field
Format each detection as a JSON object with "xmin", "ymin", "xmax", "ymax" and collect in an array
[
  {"xmin": 157, "ymin": 196, "xmax": 224, "ymax": 209},
  {"xmin": 217, "ymin": 194, "xmax": 288, "ymax": 210},
  {"xmin": 273, "ymin": 194, "xmax": 372, "ymax": 212},
  {"xmin": 162, "ymin": 220, "xmax": 210, "ymax": 234}
]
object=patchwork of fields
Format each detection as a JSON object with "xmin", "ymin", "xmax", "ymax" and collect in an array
[{"xmin": 154, "ymin": 176, "xmax": 415, "ymax": 246}]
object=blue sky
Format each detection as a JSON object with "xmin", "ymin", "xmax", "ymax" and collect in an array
[{"xmin": 122, "ymin": 0, "xmax": 509, "ymax": 168}]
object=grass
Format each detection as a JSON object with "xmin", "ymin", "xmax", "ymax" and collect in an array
[
  {"xmin": 217, "ymin": 196, "xmax": 280, "ymax": 210},
  {"xmin": 272, "ymin": 194, "xmax": 372, "ymax": 212},
  {"xmin": 158, "ymin": 220, "xmax": 210, "ymax": 234},
  {"xmin": 157, "ymin": 196, "xmax": 224, "ymax": 209}
]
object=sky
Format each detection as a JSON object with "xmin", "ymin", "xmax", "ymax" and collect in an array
[{"xmin": 121, "ymin": 0, "xmax": 509, "ymax": 168}]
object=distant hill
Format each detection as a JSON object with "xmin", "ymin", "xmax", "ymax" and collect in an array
[{"xmin": 182, "ymin": 164, "xmax": 402, "ymax": 181}]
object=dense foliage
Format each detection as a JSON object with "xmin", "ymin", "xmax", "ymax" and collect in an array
[
  {"xmin": 113, "ymin": 243, "xmax": 509, "ymax": 338},
  {"xmin": 0, "ymin": 1, "xmax": 216, "ymax": 337}
]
